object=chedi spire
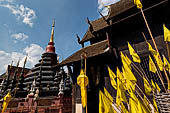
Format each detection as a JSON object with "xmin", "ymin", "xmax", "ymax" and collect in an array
[{"xmin": 46, "ymin": 20, "xmax": 55, "ymax": 53}]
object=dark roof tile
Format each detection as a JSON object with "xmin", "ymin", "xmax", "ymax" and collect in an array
[{"xmin": 58, "ymin": 40, "xmax": 109, "ymax": 66}]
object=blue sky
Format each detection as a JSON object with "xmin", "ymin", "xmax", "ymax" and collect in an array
[{"xmin": 0, "ymin": 0, "xmax": 119, "ymax": 74}]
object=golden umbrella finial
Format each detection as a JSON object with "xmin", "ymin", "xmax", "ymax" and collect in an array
[{"xmin": 50, "ymin": 19, "xmax": 55, "ymax": 42}]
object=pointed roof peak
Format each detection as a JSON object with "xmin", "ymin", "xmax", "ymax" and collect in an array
[
  {"xmin": 46, "ymin": 20, "xmax": 56, "ymax": 53},
  {"xmin": 52, "ymin": 19, "xmax": 55, "ymax": 27},
  {"xmin": 50, "ymin": 20, "xmax": 55, "ymax": 43}
]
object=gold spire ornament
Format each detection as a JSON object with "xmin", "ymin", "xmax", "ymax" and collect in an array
[{"xmin": 50, "ymin": 20, "xmax": 55, "ymax": 42}]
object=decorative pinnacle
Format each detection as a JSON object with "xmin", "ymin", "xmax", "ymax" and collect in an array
[
  {"xmin": 52, "ymin": 19, "xmax": 55, "ymax": 27},
  {"xmin": 50, "ymin": 20, "xmax": 55, "ymax": 42}
]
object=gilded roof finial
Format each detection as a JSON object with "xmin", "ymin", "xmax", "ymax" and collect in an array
[{"xmin": 50, "ymin": 19, "xmax": 55, "ymax": 42}]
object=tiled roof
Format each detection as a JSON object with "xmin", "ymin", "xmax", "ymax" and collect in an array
[
  {"xmin": 107, "ymin": 0, "xmax": 135, "ymax": 20},
  {"xmin": 58, "ymin": 40, "xmax": 109, "ymax": 66},
  {"xmin": 80, "ymin": 0, "xmax": 168, "ymax": 43}
]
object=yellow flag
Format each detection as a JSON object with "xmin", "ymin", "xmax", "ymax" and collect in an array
[
  {"xmin": 149, "ymin": 56, "xmax": 157, "ymax": 73},
  {"xmin": 168, "ymin": 84, "xmax": 170, "ymax": 90},
  {"xmin": 147, "ymin": 42, "xmax": 157, "ymax": 54},
  {"xmin": 120, "ymin": 52, "xmax": 127, "ymax": 66},
  {"xmin": 143, "ymin": 95, "xmax": 149, "ymax": 106},
  {"xmin": 120, "ymin": 52, "xmax": 132, "ymax": 70},
  {"xmin": 163, "ymin": 55, "xmax": 170, "ymax": 71},
  {"xmin": 154, "ymin": 53, "xmax": 164, "ymax": 71},
  {"xmin": 147, "ymin": 42, "xmax": 163, "ymax": 71},
  {"xmin": 128, "ymin": 42, "xmax": 141, "ymax": 63},
  {"xmin": 2, "ymin": 92, "xmax": 12, "ymax": 113},
  {"xmin": 99, "ymin": 90, "xmax": 116, "ymax": 113},
  {"xmin": 123, "ymin": 66, "xmax": 137, "ymax": 84},
  {"xmin": 122, "ymin": 67, "xmax": 136, "ymax": 91},
  {"xmin": 104, "ymin": 87, "xmax": 113, "ymax": 103},
  {"xmin": 134, "ymin": 0, "xmax": 143, "ymax": 9},
  {"xmin": 155, "ymin": 82, "xmax": 161, "ymax": 93},
  {"xmin": 125, "ymin": 55, "xmax": 132, "ymax": 66},
  {"xmin": 143, "ymin": 77, "xmax": 152, "ymax": 95},
  {"xmin": 153, "ymin": 95, "xmax": 159, "ymax": 112},
  {"xmin": 138, "ymin": 99, "xmax": 150, "ymax": 113},
  {"xmin": 108, "ymin": 66, "xmax": 116, "ymax": 78},
  {"xmin": 77, "ymin": 69, "xmax": 89, "ymax": 108},
  {"xmin": 108, "ymin": 66, "xmax": 117, "ymax": 90},
  {"xmin": 163, "ymin": 24, "xmax": 170, "ymax": 42},
  {"xmin": 117, "ymin": 67, "xmax": 124, "ymax": 83},
  {"xmin": 116, "ymin": 68, "xmax": 127, "ymax": 106},
  {"xmin": 151, "ymin": 80, "xmax": 156, "ymax": 91},
  {"xmin": 129, "ymin": 91, "xmax": 139, "ymax": 113},
  {"xmin": 116, "ymin": 88, "xmax": 127, "ymax": 107}
]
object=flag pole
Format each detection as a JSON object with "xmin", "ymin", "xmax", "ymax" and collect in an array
[
  {"xmin": 140, "ymin": 8, "xmax": 170, "ymax": 92},
  {"xmin": 141, "ymin": 32, "xmax": 167, "ymax": 92},
  {"xmin": 82, "ymin": 52, "xmax": 88, "ymax": 113},
  {"xmin": 135, "ymin": 85, "xmax": 158, "ymax": 112}
]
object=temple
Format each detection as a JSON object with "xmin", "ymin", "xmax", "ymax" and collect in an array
[
  {"xmin": 56, "ymin": 0, "xmax": 170, "ymax": 113},
  {"xmin": 0, "ymin": 21, "xmax": 72, "ymax": 113},
  {"xmin": 0, "ymin": 0, "xmax": 170, "ymax": 113}
]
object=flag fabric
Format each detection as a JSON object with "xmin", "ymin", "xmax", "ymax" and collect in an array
[
  {"xmin": 168, "ymin": 84, "xmax": 170, "ymax": 90},
  {"xmin": 134, "ymin": 0, "xmax": 143, "ymax": 9},
  {"xmin": 143, "ymin": 77, "xmax": 152, "ymax": 95},
  {"xmin": 2, "ymin": 92, "xmax": 12, "ymax": 113},
  {"xmin": 153, "ymin": 95, "xmax": 159, "ymax": 112},
  {"xmin": 155, "ymin": 82, "xmax": 161, "ymax": 93},
  {"xmin": 121, "ymin": 52, "xmax": 136, "ymax": 91},
  {"xmin": 163, "ymin": 24, "xmax": 170, "ymax": 42},
  {"xmin": 123, "ymin": 66, "xmax": 137, "ymax": 84},
  {"xmin": 116, "ymin": 68, "xmax": 127, "ymax": 106},
  {"xmin": 129, "ymin": 91, "xmax": 150, "ymax": 113},
  {"xmin": 122, "ymin": 67, "xmax": 136, "ymax": 91},
  {"xmin": 143, "ymin": 95, "xmax": 149, "ymax": 106},
  {"xmin": 120, "ymin": 52, "xmax": 132, "ymax": 69},
  {"xmin": 108, "ymin": 66, "xmax": 117, "ymax": 90},
  {"xmin": 108, "ymin": 66, "xmax": 116, "ymax": 78},
  {"xmin": 149, "ymin": 56, "xmax": 157, "ymax": 73},
  {"xmin": 116, "ymin": 87, "xmax": 127, "ymax": 107},
  {"xmin": 138, "ymin": 99, "xmax": 150, "ymax": 113},
  {"xmin": 120, "ymin": 52, "xmax": 132, "ymax": 65},
  {"xmin": 125, "ymin": 55, "xmax": 132, "ymax": 66},
  {"xmin": 129, "ymin": 91, "xmax": 139, "ymax": 113},
  {"xmin": 154, "ymin": 53, "xmax": 164, "ymax": 71},
  {"xmin": 147, "ymin": 42, "xmax": 163, "ymax": 71},
  {"xmin": 163, "ymin": 55, "xmax": 170, "ymax": 71},
  {"xmin": 104, "ymin": 87, "xmax": 113, "ymax": 103},
  {"xmin": 99, "ymin": 90, "xmax": 116, "ymax": 113},
  {"xmin": 151, "ymin": 80, "xmax": 156, "ymax": 92},
  {"xmin": 77, "ymin": 69, "xmax": 89, "ymax": 108},
  {"xmin": 117, "ymin": 67, "xmax": 125, "ymax": 83},
  {"xmin": 147, "ymin": 42, "xmax": 157, "ymax": 54},
  {"xmin": 128, "ymin": 42, "xmax": 141, "ymax": 63}
]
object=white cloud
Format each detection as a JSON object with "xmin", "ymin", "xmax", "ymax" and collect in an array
[
  {"xmin": 11, "ymin": 33, "xmax": 29, "ymax": 42},
  {"xmin": 0, "ymin": 0, "xmax": 14, "ymax": 3},
  {"xmin": 23, "ymin": 44, "xmax": 44, "ymax": 67},
  {"xmin": 0, "ymin": 4, "xmax": 36, "ymax": 27},
  {"xmin": 0, "ymin": 44, "xmax": 44, "ymax": 75},
  {"xmin": 98, "ymin": 0, "xmax": 120, "ymax": 16}
]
